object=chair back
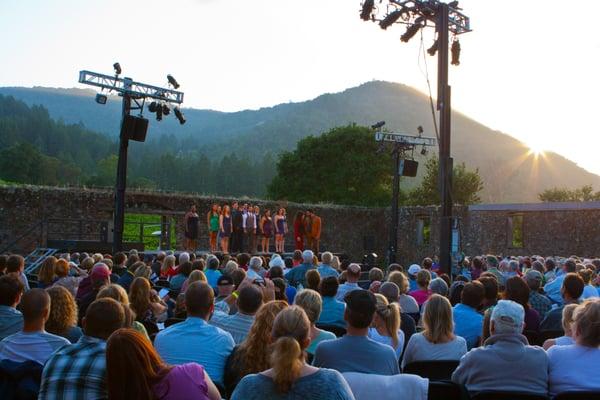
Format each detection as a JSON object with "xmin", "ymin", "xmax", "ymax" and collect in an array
[
  {"xmin": 315, "ymin": 323, "xmax": 346, "ymax": 337},
  {"xmin": 403, "ymin": 360, "xmax": 459, "ymax": 381},
  {"xmin": 0, "ymin": 359, "xmax": 43, "ymax": 400},
  {"xmin": 523, "ymin": 330, "xmax": 541, "ymax": 346},
  {"xmin": 470, "ymin": 391, "xmax": 548, "ymax": 400},
  {"xmin": 164, "ymin": 317, "xmax": 185, "ymax": 328},
  {"xmin": 427, "ymin": 381, "xmax": 464, "ymax": 400},
  {"xmin": 554, "ymin": 392, "xmax": 600, "ymax": 400}
]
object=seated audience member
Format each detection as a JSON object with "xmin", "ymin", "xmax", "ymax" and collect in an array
[
  {"xmin": 77, "ymin": 264, "xmax": 111, "ymax": 324},
  {"xmin": 402, "ymin": 294, "xmax": 467, "ymax": 368},
  {"xmin": 470, "ymin": 256, "xmax": 484, "ymax": 280},
  {"xmin": 237, "ymin": 253, "xmax": 250, "ymax": 272},
  {"xmin": 317, "ymin": 252, "xmax": 339, "ymax": 278},
  {"xmin": 478, "ymin": 275, "xmax": 499, "ymax": 311},
  {"xmin": 170, "ymin": 261, "xmax": 192, "ymax": 292},
  {"xmin": 453, "ymin": 280, "xmax": 485, "ymax": 350},
  {"xmin": 37, "ymin": 256, "xmax": 57, "ymax": 289},
  {"xmin": 247, "ymin": 256, "xmax": 266, "ymax": 283},
  {"xmin": 452, "ymin": 300, "xmax": 548, "ymax": 396},
  {"xmin": 335, "ymin": 263, "xmax": 362, "ymax": 301},
  {"xmin": 231, "ymin": 306, "xmax": 354, "ymax": 400},
  {"xmin": 269, "ymin": 266, "xmax": 296, "ymax": 303},
  {"xmin": 294, "ymin": 289, "xmax": 336, "ymax": 356},
  {"xmin": 449, "ymin": 281, "xmax": 466, "ymax": 306},
  {"xmin": 368, "ymin": 268, "xmax": 384, "ymax": 283},
  {"xmin": 317, "ymin": 276, "xmax": 346, "ymax": 328},
  {"xmin": 305, "ymin": 269, "xmax": 321, "ymax": 292},
  {"xmin": 421, "ymin": 257, "xmax": 437, "ymax": 279},
  {"xmin": 224, "ymin": 301, "xmax": 288, "ymax": 396},
  {"xmin": 130, "ymin": 277, "xmax": 167, "ymax": 326},
  {"xmin": 285, "ymin": 250, "xmax": 316, "ymax": 289},
  {"xmin": 0, "ymin": 275, "xmax": 24, "ymax": 340},
  {"xmin": 368, "ymin": 294, "xmax": 404, "ymax": 359},
  {"xmin": 579, "ymin": 268, "xmax": 599, "ymax": 299},
  {"xmin": 525, "ymin": 270, "xmax": 552, "ymax": 317},
  {"xmin": 149, "ymin": 251, "xmax": 165, "ymax": 277},
  {"xmin": 388, "ymin": 271, "xmax": 419, "ymax": 314},
  {"xmin": 106, "ymin": 328, "xmax": 221, "ymax": 400},
  {"xmin": 544, "ymin": 259, "xmax": 577, "ymax": 304},
  {"xmin": 161, "ymin": 255, "xmax": 177, "ymax": 278},
  {"xmin": 155, "ymin": 281, "xmax": 235, "ymax": 386},
  {"xmin": 116, "ymin": 257, "xmax": 141, "ymax": 292},
  {"xmin": 182, "ymin": 269, "xmax": 207, "ymax": 293},
  {"xmin": 547, "ymin": 299, "xmax": 600, "ymax": 396},
  {"xmin": 379, "ymin": 282, "xmax": 416, "ymax": 346},
  {"xmin": 541, "ymin": 272, "xmax": 584, "ymax": 332},
  {"xmin": 6, "ymin": 255, "xmax": 30, "ymax": 291},
  {"xmin": 53, "ymin": 258, "xmax": 86, "ymax": 297},
  {"xmin": 485, "ymin": 255, "xmax": 504, "ymax": 287},
  {"xmin": 543, "ymin": 304, "xmax": 577, "ymax": 350},
  {"xmin": 210, "ymin": 285, "xmax": 263, "ymax": 344},
  {"xmin": 45, "ymin": 286, "xmax": 83, "ymax": 343},
  {"xmin": 39, "ymin": 298, "xmax": 126, "ymax": 399},
  {"xmin": 419, "ymin": 277, "xmax": 449, "ymax": 319},
  {"xmin": 0, "ymin": 288, "xmax": 70, "ymax": 365},
  {"xmin": 313, "ymin": 290, "xmax": 399, "ymax": 375},
  {"xmin": 272, "ymin": 278, "xmax": 289, "ymax": 303},
  {"xmin": 97, "ymin": 284, "xmax": 149, "ymax": 339},
  {"xmin": 504, "ymin": 276, "xmax": 541, "ymax": 332},
  {"xmin": 407, "ymin": 264, "xmax": 421, "ymax": 292},
  {"xmin": 205, "ymin": 256, "xmax": 223, "ymax": 289}
]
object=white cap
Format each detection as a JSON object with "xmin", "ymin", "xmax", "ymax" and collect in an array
[
  {"xmin": 491, "ymin": 300, "xmax": 525, "ymax": 333},
  {"xmin": 408, "ymin": 264, "xmax": 421, "ymax": 276},
  {"xmin": 269, "ymin": 256, "xmax": 285, "ymax": 269}
]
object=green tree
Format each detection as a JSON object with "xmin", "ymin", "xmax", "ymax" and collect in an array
[
  {"xmin": 407, "ymin": 157, "xmax": 484, "ymax": 206},
  {"xmin": 267, "ymin": 124, "xmax": 392, "ymax": 206},
  {"xmin": 87, "ymin": 155, "xmax": 118, "ymax": 187},
  {"xmin": 538, "ymin": 185, "xmax": 600, "ymax": 202}
]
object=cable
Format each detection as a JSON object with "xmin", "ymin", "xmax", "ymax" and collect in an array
[{"xmin": 418, "ymin": 31, "xmax": 440, "ymax": 150}]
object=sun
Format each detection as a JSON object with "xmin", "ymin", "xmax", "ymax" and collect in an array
[{"xmin": 525, "ymin": 142, "xmax": 546, "ymax": 158}]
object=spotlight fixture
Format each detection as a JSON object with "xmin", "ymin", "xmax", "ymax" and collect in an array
[
  {"xmin": 167, "ymin": 74, "xmax": 180, "ymax": 89},
  {"xmin": 427, "ymin": 39, "xmax": 439, "ymax": 56},
  {"xmin": 417, "ymin": 125, "xmax": 424, "ymax": 135},
  {"xmin": 400, "ymin": 20, "xmax": 423, "ymax": 42},
  {"xmin": 420, "ymin": 147, "xmax": 428, "ymax": 156},
  {"xmin": 95, "ymin": 93, "xmax": 108, "ymax": 105},
  {"xmin": 451, "ymin": 39, "xmax": 461, "ymax": 65},
  {"xmin": 174, "ymin": 107, "xmax": 186, "ymax": 125},
  {"xmin": 113, "ymin": 62, "xmax": 122, "ymax": 75},
  {"xmin": 371, "ymin": 121, "xmax": 386, "ymax": 129},
  {"xmin": 360, "ymin": 0, "xmax": 374, "ymax": 21},
  {"xmin": 162, "ymin": 104, "xmax": 170, "ymax": 116},
  {"xmin": 155, "ymin": 104, "xmax": 163, "ymax": 121},
  {"xmin": 379, "ymin": 9, "xmax": 404, "ymax": 30},
  {"xmin": 448, "ymin": 1, "xmax": 461, "ymax": 10},
  {"xmin": 148, "ymin": 101, "xmax": 159, "ymax": 113}
]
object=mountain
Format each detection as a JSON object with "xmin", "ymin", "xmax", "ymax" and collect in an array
[{"xmin": 1, "ymin": 81, "xmax": 599, "ymax": 203}]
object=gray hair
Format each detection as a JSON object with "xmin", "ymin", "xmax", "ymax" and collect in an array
[
  {"xmin": 302, "ymin": 250, "xmax": 314, "ymax": 263},
  {"xmin": 429, "ymin": 278, "xmax": 449, "ymax": 296},
  {"xmin": 179, "ymin": 252, "xmax": 190, "ymax": 265},
  {"xmin": 207, "ymin": 256, "xmax": 219, "ymax": 270},
  {"xmin": 321, "ymin": 252, "xmax": 333, "ymax": 264},
  {"xmin": 508, "ymin": 259, "xmax": 519, "ymax": 272},
  {"xmin": 224, "ymin": 260, "xmax": 238, "ymax": 276},
  {"xmin": 249, "ymin": 256, "xmax": 263, "ymax": 271}
]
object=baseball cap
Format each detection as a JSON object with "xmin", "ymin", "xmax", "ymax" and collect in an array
[
  {"xmin": 217, "ymin": 275, "xmax": 234, "ymax": 286},
  {"xmin": 344, "ymin": 289, "xmax": 376, "ymax": 316},
  {"xmin": 491, "ymin": 300, "xmax": 525, "ymax": 330},
  {"xmin": 525, "ymin": 269, "xmax": 543, "ymax": 283},
  {"xmin": 408, "ymin": 264, "xmax": 421, "ymax": 276},
  {"xmin": 90, "ymin": 264, "xmax": 111, "ymax": 282}
]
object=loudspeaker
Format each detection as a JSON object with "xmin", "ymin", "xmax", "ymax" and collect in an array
[
  {"xmin": 400, "ymin": 159, "xmax": 419, "ymax": 177},
  {"xmin": 121, "ymin": 115, "xmax": 149, "ymax": 142}
]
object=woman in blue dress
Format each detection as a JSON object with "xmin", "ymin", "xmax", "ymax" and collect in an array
[
  {"xmin": 260, "ymin": 209, "xmax": 273, "ymax": 253},
  {"xmin": 274, "ymin": 208, "xmax": 288, "ymax": 253}
]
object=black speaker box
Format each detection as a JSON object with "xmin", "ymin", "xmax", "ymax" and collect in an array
[
  {"xmin": 121, "ymin": 115, "xmax": 149, "ymax": 142},
  {"xmin": 401, "ymin": 159, "xmax": 419, "ymax": 177}
]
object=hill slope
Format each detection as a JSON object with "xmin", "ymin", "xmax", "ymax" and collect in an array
[{"xmin": 1, "ymin": 82, "xmax": 598, "ymax": 203}]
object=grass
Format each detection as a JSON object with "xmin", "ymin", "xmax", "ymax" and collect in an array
[{"xmin": 123, "ymin": 213, "xmax": 176, "ymax": 250}]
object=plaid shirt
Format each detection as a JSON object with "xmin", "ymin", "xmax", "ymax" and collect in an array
[
  {"xmin": 38, "ymin": 335, "xmax": 107, "ymax": 400},
  {"xmin": 529, "ymin": 291, "xmax": 552, "ymax": 318}
]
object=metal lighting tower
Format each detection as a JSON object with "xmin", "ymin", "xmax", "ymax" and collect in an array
[
  {"xmin": 374, "ymin": 127, "xmax": 436, "ymax": 264},
  {"xmin": 360, "ymin": 0, "xmax": 471, "ymax": 275},
  {"xmin": 78, "ymin": 66, "xmax": 185, "ymax": 253}
]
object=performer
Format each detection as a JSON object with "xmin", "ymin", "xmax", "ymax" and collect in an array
[
  {"xmin": 303, "ymin": 210, "xmax": 313, "ymax": 252},
  {"xmin": 219, "ymin": 205, "xmax": 232, "ymax": 253},
  {"xmin": 307, "ymin": 209, "xmax": 322, "ymax": 253},
  {"xmin": 293, "ymin": 211, "xmax": 305, "ymax": 251},
  {"xmin": 245, "ymin": 205, "xmax": 257, "ymax": 254},
  {"xmin": 260, "ymin": 209, "xmax": 273, "ymax": 253},
  {"xmin": 206, "ymin": 204, "xmax": 220, "ymax": 253},
  {"xmin": 231, "ymin": 202, "xmax": 244, "ymax": 253},
  {"xmin": 184, "ymin": 205, "xmax": 199, "ymax": 252},
  {"xmin": 274, "ymin": 207, "xmax": 287, "ymax": 253}
]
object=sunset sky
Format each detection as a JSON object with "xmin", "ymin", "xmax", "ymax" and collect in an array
[{"xmin": 1, "ymin": 0, "xmax": 598, "ymax": 174}]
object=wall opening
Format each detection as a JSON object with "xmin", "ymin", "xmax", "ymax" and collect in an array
[
  {"xmin": 416, "ymin": 216, "xmax": 431, "ymax": 246},
  {"xmin": 508, "ymin": 214, "xmax": 524, "ymax": 248}
]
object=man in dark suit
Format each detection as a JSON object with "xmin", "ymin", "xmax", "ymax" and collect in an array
[{"xmin": 231, "ymin": 202, "xmax": 244, "ymax": 253}]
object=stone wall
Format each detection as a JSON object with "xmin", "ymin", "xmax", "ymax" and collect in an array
[{"xmin": 1, "ymin": 186, "xmax": 600, "ymax": 262}]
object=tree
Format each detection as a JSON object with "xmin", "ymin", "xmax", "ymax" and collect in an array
[
  {"xmin": 407, "ymin": 157, "xmax": 484, "ymax": 206},
  {"xmin": 267, "ymin": 125, "xmax": 393, "ymax": 206},
  {"xmin": 538, "ymin": 185, "xmax": 600, "ymax": 202}
]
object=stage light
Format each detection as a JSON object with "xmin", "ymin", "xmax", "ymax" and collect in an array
[
  {"xmin": 167, "ymin": 74, "xmax": 180, "ymax": 89},
  {"xmin": 421, "ymin": 147, "xmax": 428, "ymax": 156},
  {"xmin": 379, "ymin": 9, "xmax": 404, "ymax": 30},
  {"xmin": 417, "ymin": 126, "xmax": 424, "ymax": 135},
  {"xmin": 174, "ymin": 107, "xmax": 186, "ymax": 125},
  {"xmin": 401, "ymin": 22, "xmax": 422, "ymax": 42},
  {"xmin": 162, "ymin": 104, "xmax": 170, "ymax": 115},
  {"xmin": 451, "ymin": 39, "xmax": 461, "ymax": 65},
  {"xmin": 360, "ymin": 0, "xmax": 374, "ymax": 21},
  {"xmin": 427, "ymin": 39, "xmax": 438, "ymax": 56},
  {"xmin": 113, "ymin": 63, "xmax": 122, "ymax": 75},
  {"xmin": 155, "ymin": 104, "xmax": 163, "ymax": 121},
  {"xmin": 148, "ymin": 101, "xmax": 159, "ymax": 113},
  {"xmin": 448, "ymin": 1, "xmax": 461, "ymax": 10},
  {"xmin": 95, "ymin": 93, "xmax": 108, "ymax": 105},
  {"xmin": 371, "ymin": 121, "xmax": 386, "ymax": 129}
]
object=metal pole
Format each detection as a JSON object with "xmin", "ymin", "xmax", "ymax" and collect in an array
[
  {"xmin": 112, "ymin": 77, "xmax": 132, "ymax": 254},
  {"xmin": 437, "ymin": 3, "xmax": 453, "ymax": 276},
  {"xmin": 388, "ymin": 145, "xmax": 400, "ymax": 264}
]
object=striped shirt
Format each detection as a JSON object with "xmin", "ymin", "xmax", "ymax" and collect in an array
[
  {"xmin": 0, "ymin": 330, "xmax": 69, "ymax": 365},
  {"xmin": 210, "ymin": 311, "xmax": 255, "ymax": 344}
]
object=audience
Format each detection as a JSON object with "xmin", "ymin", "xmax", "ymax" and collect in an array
[
  {"xmin": 285, "ymin": 250, "xmax": 316, "ymax": 288},
  {"xmin": 317, "ymin": 252, "xmax": 339, "ymax": 278},
  {"xmin": 453, "ymin": 281, "xmax": 484, "ymax": 349},
  {"xmin": 379, "ymin": 281, "xmax": 416, "ymax": 346},
  {"xmin": 544, "ymin": 259, "xmax": 577, "ymax": 304},
  {"xmin": 210, "ymin": 285, "xmax": 263, "ymax": 344},
  {"xmin": 45, "ymin": 286, "xmax": 83, "ymax": 343},
  {"xmin": 39, "ymin": 298, "xmax": 126, "ymax": 399},
  {"xmin": 387, "ymin": 271, "xmax": 419, "ymax": 314},
  {"xmin": 294, "ymin": 289, "xmax": 336, "ymax": 357},
  {"xmin": 313, "ymin": 290, "xmax": 399, "ymax": 375},
  {"xmin": 541, "ymin": 272, "xmax": 584, "ymax": 331},
  {"xmin": 579, "ymin": 268, "xmax": 599, "ymax": 299},
  {"xmin": 317, "ymin": 276, "xmax": 346, "ymax": 328},
  {"xmin": 407, "ymin": 264, "xmax": 421, "ymax": 292},
  {"xmin": 525, "ymin": 269, "xmax": 552, "ymax": 317},
  {"xmin": 504, "ymin": 275, "xmax": 541, "ymax": 332},
  {"xmin": 37, "ymin": 256, "xmax": 57, "ymax": 289},
  {"xmin": 368, "ymin": 294, "xmax": 404, "ymax": 359},
  {"xmin": 6, "ymin": 255, "xmax": 30, "ymax": 291},
  {"xmin": 231, "ymin": 306, "xmax": 354, "ymax": 400},
  {"xmin": 129, "ymin": 276, "xmax": 167, "ymax": 327},
  {"xmin": 97, "ymin": 283, "xmax": 149, "ymax": 339},
  {"xmin": 305, "ymin": 269, "xmax": 321, "ymax": 292},
  {"xmin": 247, "ymin": 256, "xmax": 266, "ymax": 283},
  {"xmin": 205, "ymin": 256, "xmax": 223, "ymax": 288},
  {"xmin": 543, "ymin": 303, "xmax": 577, "ymax": 350},
  {"xmin": 335, "ymin": 263, "xmax": 362, "ymax": 301},
  {"xmin": 0, "ymin": 275, "xmax": 24, "ymax": 340},
  {"xmin": 77, "ymin": 263, "xmax": 111, "ymax": 324},
  {"xmin": 409, "ymin": 269, "xmax": 431, "ymax": 306}
]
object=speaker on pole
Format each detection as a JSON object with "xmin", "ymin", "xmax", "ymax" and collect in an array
[
  {"xmin": 121, "ymin": 115, "xmax": 149, "ymax": 142},
  {"xmin": 400, "ymin": 159, "xmax": 419, "ymax": 177}
]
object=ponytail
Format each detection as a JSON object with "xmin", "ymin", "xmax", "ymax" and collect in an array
[
  {"xmin": 378, "ymin": 303, "xmax": 401, "ymax": 349},
  {"xmin": 269, "ymin": 336, "xmax": 304, "ymax": 393}
]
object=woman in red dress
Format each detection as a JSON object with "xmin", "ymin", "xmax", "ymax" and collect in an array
[{"xmin": 293, "ymin": 211, "xmax": 305, "ymax": 251}]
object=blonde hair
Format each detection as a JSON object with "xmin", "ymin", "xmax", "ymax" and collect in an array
[
  {"xmin": 161, "ymin": 255, "xmax": 176, "ymax": 275},
  {"xmin": 573, "ymin": 299, "xmax": 600, "ymax": 347},
  {"xmin": 422, "ymin": 294, "xmax": 454, "ymax": 344},
  {"xmin": 81, "ymin": 257, "xmax": 95, "ymax": 271},
  {"xmin": 331, "ymin": 256, "xmax": 340, "ymax": 271},
  {"xmin": 388, "ymin": 271, "xmax": 409, "ymax": 294},
  {"xmin": 98, "ymin": 284, "xmax": 130, "ymax": 305},
  {"xmin": 129, "ymin": 277, "xmax": 151, "ymax": 320},
  {"xmin": 561, "ymin": 303, "xmax": 578, "ymax": 336},
  {"xmin": 188, "ymin": 270, "xmax": 207, "ymax": 284},
  {"xmin": 270, "ymin": 306, "xmax": 310, "ymax": 393},
  {"xmin": 45, "ymin": 286, "xmax": 78, "ymax": 335},
  {"xmin": 416, "ymin": 269, "xmax": 432, "ymax": 288},
  {"xmin": 134, "ymin": 264, "xmax": 152, "ymax": 279},
  {"xmin": 38, "ymin": 256, "xmax": 57, "ymax": 285},
  {"xmin": 294, "ymin": 289, "xmax": 322, "ymax": 324},
  {"xmin": 374, "ymin": 297, "xmax": 401, "ymax": 349}
]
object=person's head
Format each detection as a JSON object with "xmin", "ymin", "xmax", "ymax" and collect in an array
[
  {"xmin": 524, "ymin": 269, "xmax": 543, "ymax": 291},
  {"xmin": 188, "ymin": 270, "xmax": 208, "ymax": 286},
  {"xmin": 407, "ymin": 264, "xmax": 421, "ymax": 278},
  {"xmin": 0, "ymin": 275, "xmax": 24, "ymax": 307},
  {"xmin": 231, "ymin": 268, "xmax": 247, "ymax": 287},
  {"xmin": 416, "ymin": 269, "xmax": 432, "ymax": 290},
  {"xmin": 449, "ymin": 281, "xmax": 466, "ymax": 306},
  {"xmin": 563, "ymin": 259, "xmax": 577, "ymax": 274},
  {"xmin": 331, "ymin": 256, "xmax": 341, "ymax": 271},
  {"xmin": 237, "ymin": 253, "xmax": 250, "ymax": 267},
  {"xmin": 178, "ymin": 252, "xmax": 190, "ymax": 266},
  {"xmin": 388, "ymin": 271, "xmax": 409, "ymax": 294},
  {"xmin": 561, "ymin": 272, "xmax": 584, "ymax": 302},
  {"xmin": 561, "ymin": 303, "xmax": 579, "ymax": 336},
  {"xmin": 387, "ymin": 263, "xmax": 403, "ymax": 275},
  {"xmin": 98, "ymin": 284, "xmax": 130, "ymax": 305},
  {"xmin": 38, "ymin": 256, "xmax": 57, "ymax": 285},
  {"xmin": 83, "ymin": 298, "xmax": 126, "ymax": 340},
  {"xmin": 472, "ymin": 256, "xmax": 484, "ymax": 271},
  {"xmin": 106, "ymin": 328, "xmax": 171, "ymax": 400},
  {"xmin": 379, "ymin": 281, "xmax": 400, "ymax": 304},
  {"xmin": 294, "ymin": 289, "xmax": 322, "ymax": 325},
  {"xmin": 319, "ymin": 276, "xmax": 339, "ymax": 298},
  {"xmin": 185, "ymin": 281, "xmax": 214, "ymax": 319},
  {"xmin": 90, "ymin": 263, "xmax": 111, "ymax": 289},
  {"xmin": 572, "ymin": 299, "xmax": 600, "ymax": 347},
  {"xmin": 422, "ymin": 257, "xmax": 433, "ymax": 270},
  {"xmin": 302, "ymin": 250, "xmax": 314, "ymax": 264},
  {"xmin": 176, "ymin": 261, "xmax": 192, "ymax": 278},
  {"xmin": 429, "ymin": 278, "xmax": 449, "ymax": 296},
  {"xmin": 292, "ymin": 250, "xmax": 303, "ymax": 264},
  {"xmin": 190, "ymin": 204, "xmax": 196, "ymax": 213},
  {"xmin": 344, "ymin": 289, "xmax": 377, "ymax": 330},
  {"xmin": 368, "ymin": 268, "xmax": 384, "ymax": 282},
  {"xmin": 305, "ymin": 269, "xmax": 320, "ymax": 291},
  {"xmin": 249, "ymin": 256, "xmax": 263, "ymax": 272},
  {"xmin": 53, "ymin": 259, "xmax": 70, "ymax": 278},
  {"xmin": 490, "ymin": 299, "xmax": 525, "ymax": 335},
  {"xmin": 20, "ymin": 288, "xmax": 51, "ymax": 327},
  {"xmin": 232, "ymin": 201, "xmax": 239, "ymax": 210},
  {"xmin": 45, "ymin": 286, "xmax": 78, "ymax": 335},
  {"xmin": 207, "ymin": 255, "xmax": 220, "ymax": 271},
  {"xmin": 114, "ymin": 252, "xmax": 127, "ymax": 267},
  {"xmin": 0, "ymin": 254, "xmax": 8, "ymax": 274},
  {"xmin": 578, "ymin": 268, "xmax": 593, "ymax": 285},
  {"xmin": 270, "ymin": 306, "xmax": 311, "ymax": 393},
  {"xmin": 373, "ymin": 299, "xmax": 401, "ymax": 348},
  {"xmin": 238, "ymin": 285, "xmax": 264, "ymax": 315},
  {"xmin": 320, "ymin": 252, "xmax": 333, "ymax": 266},
  {"xmin": 507, "ymin": 259, "xmax": 520, "ymax": 273},
  {"xmin": 129, "ymin": 277, "xmax": 151, "ymax": 317},
  {"xmin": 126, "ymin": 254, "xmax": 140, "ymax": 270},
  {"xmin": 503, "ymin": 276, "xmax": 530, "ymax": 309},
  {"xmin": 264, "ymin": 208, "xmax": 271, "ymax": 217},
  {"xmin": 346, "ymin": 263, "xmax": 361, "ymax": 283},
  {"xmin": 422, "ymin": 294, "xmax": 455, "ymax": 344},
  {"xmin": 211, "ymin": 203, "xmax": 218, "ymax": 212},
  {"xmin": 6, "ymin": 255, "xmax": 24, "ymax": 274},
  {"xmin": 461, "ymin": 281, "xmax": 485, "ymax": 309}
]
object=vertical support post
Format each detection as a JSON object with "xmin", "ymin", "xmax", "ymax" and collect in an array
[
  {"xmin": 437, "ymin": 3, "xmax": 453, "ymax": 276},
  {"xmin": 112, "ymin": 77, "xmax": 132, "ymax": 254},
  {"xmin": 388, "ymin": 145, "xmax": 401, "ymax": 264}
]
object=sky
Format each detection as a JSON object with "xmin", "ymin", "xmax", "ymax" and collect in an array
[{"xmin": 1, "ymin": 0, "xmax": 599, "ymax": 174}]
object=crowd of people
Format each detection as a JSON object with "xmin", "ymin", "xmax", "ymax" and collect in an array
[
  {"xmin": 0, "ymin": 250, "xmax": 599, "ymax": 399},
  {"xmin": 183, "ymin": 203, "xmax": 322, "ymax": 255}
]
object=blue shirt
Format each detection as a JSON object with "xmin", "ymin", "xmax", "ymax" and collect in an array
[
  {"xmin": 0, "ymin": 306, "xmax": 23, "ymax": 341},
  {"xmin": 169, "ymin": 274, "xmax": 187, "ymax": 291},
  {"xmin": 285, "ymin": 263, "xmax": 315, "ymax": 288},
  {"xmin": 544, "ymin": 273, "xmax": 565, "ymax": 304},
  {"xmin": 154, "ymin": 317, "xmax": 234, "ymax": 385},
  {"xmin": 409, "ymin": 278, "xmax": 418, "ymax": 292},
  {"xmin": 209, "ymin": 311, "xmax": 255, "ymax": 344},
  {"xmin": 317, "ymin": 264, "xmax": 339, "ymax": 279},
  {"xmin": 318, "ymin": 296, "xmax": 346, "ymax": 328},
  {"xmin": 453, "ymin": 303, "xmax": 483, "ymax": 350},
  {"xmin": 204, "ymin": 269, "xmax": 222, "ymax": 289},
  {"xmin": 335, "ymin": 282, "xmax": 361, "ymax": 301}
]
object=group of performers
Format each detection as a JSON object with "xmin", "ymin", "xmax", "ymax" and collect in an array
[{"xmin": 183, "ymin": 203, "xmax": 322, "ymax": 254}]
